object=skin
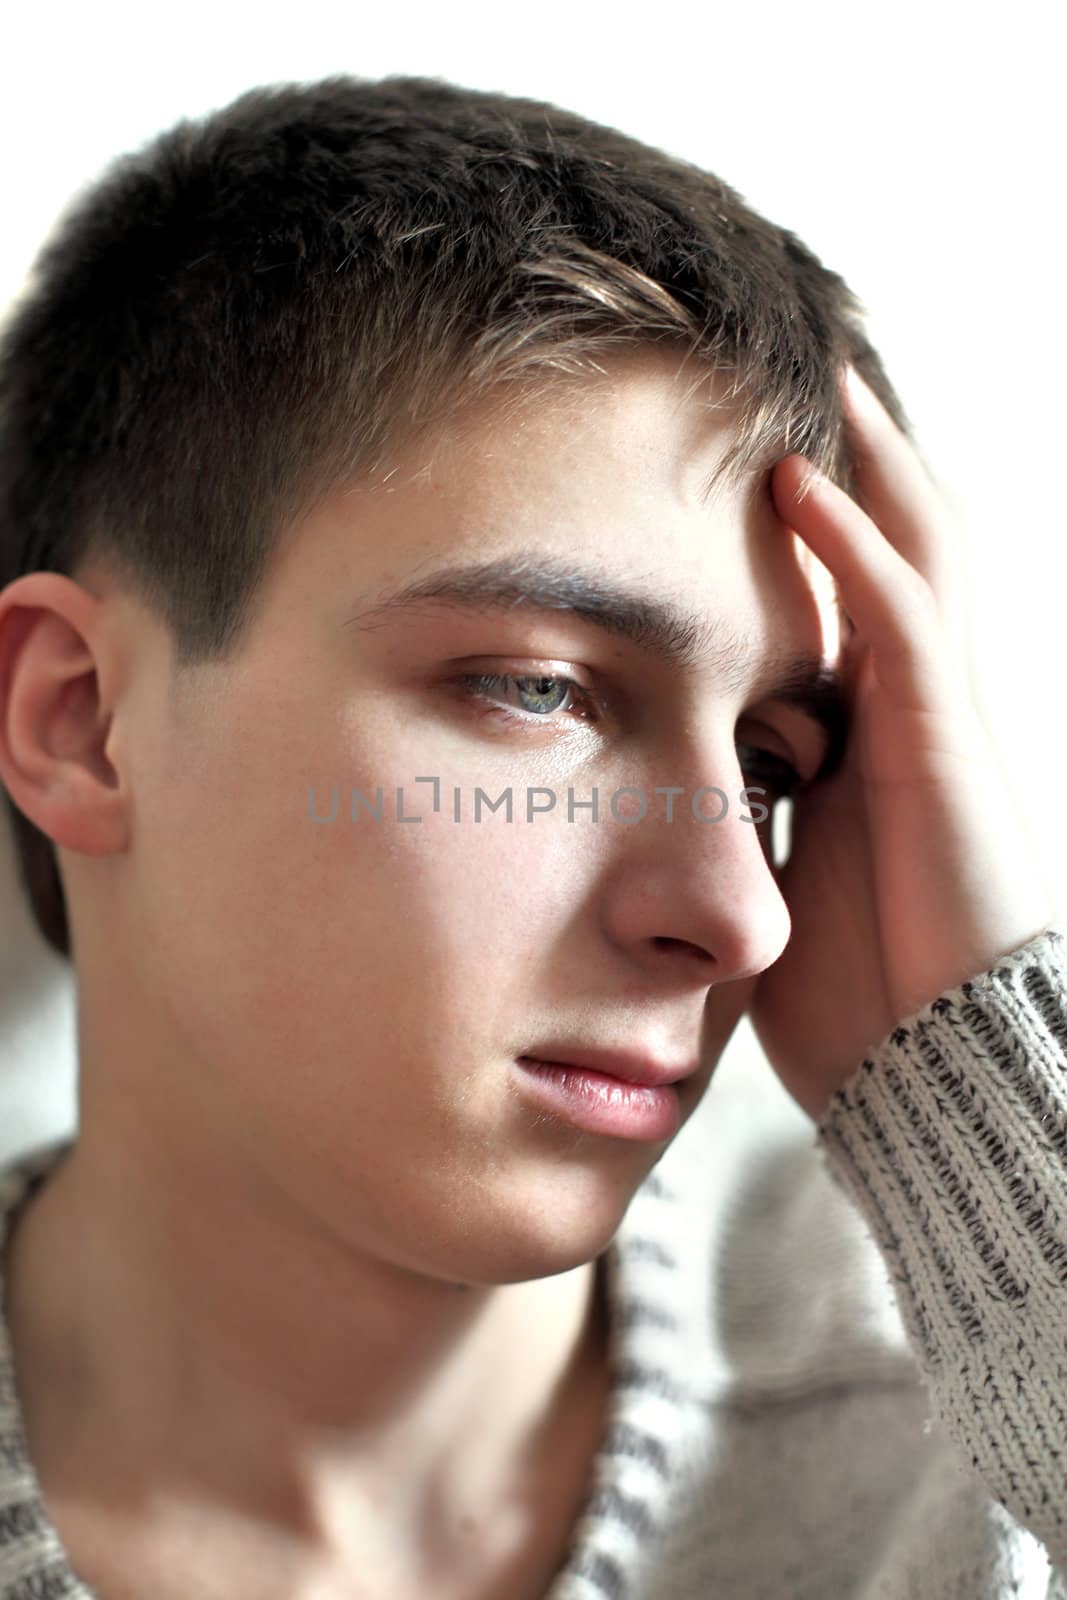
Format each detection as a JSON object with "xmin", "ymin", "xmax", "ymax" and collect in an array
[
  {"xmin": 0, "ymin": 346, "xmax": 1052, "ymax": 1592},
  {"xmin": 751, "ymin": 367, "xmax": 1054, "ymax": 1109}
]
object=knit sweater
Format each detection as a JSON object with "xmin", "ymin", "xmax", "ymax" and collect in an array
[{"xmin": 1, "ymin": 927, "xmax": 1065, "ymax": 1599}]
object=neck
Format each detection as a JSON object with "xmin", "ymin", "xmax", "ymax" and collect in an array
[{"xmin": 2, "ymin": 1114, "xmax": 611, "ymax": 1564}]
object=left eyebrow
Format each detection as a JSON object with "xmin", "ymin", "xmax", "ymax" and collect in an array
[{"xmin": 345, "ymin": 554, "xmax": 850, "ymax": 776}]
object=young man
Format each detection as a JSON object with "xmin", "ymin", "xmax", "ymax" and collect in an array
[{"xmin": 0, "ymin": 75, "xmax": 1063, "ymax": 1599}]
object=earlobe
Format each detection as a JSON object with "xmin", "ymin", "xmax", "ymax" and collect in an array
[{"xmin": 0, "ymin": 571, "xmax": 129, "ymax": 858}]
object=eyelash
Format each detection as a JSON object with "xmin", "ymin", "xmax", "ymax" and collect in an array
[{"xmin": 454, "ymin": 672, "xmax": 805, "ymax": 798}]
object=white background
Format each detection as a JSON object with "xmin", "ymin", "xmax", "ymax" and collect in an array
[{"xmin": 1, "ymin": 0, "xmax": 1064, "ymax": 1158}]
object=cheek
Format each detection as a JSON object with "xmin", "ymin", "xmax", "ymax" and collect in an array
[
  {"xmin": 131, "ymin": 749, "xmax": 594, "ymax": 1068},
  {"xmin": 128, "ymin": 649, "xmax": 604, "ymax": 1072},
  {"xmin": 351, "ymin": 803, "xmax": 592, "ymax": 996}
]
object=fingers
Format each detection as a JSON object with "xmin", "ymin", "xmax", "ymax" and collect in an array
[
  {"xmin": 838, "ymin": 368, "xmax": 970, "ymax": 656},
  {"xmin": 770, "ymin": 458, "xmax": 967, "ymax": 712},
  {"xmin": 773, "ymin": 368, "xmax": 971, "ymax": 665},
  {"xmin": 839, "ymin": 369, "xmax": 945, "ymax": 568}
]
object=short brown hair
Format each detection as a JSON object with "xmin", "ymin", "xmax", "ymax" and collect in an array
[{"xmin": 0, "ymin": 73, "xmax": 910, "ymax": 959}]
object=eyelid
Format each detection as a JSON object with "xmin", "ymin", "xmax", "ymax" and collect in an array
[
  {"xmin": 450, "ymin": 656, "xmax": 597, "ymax": 688},
  {"xmin": 452, "ymin": 658, "xmax": 614, "ymax": 713},
  {"xmin": 461, "ymin": 667, "xmax": 607, "ymax": 726},
  {"xmin": 736, "ymin": 715, "xmax": 804, "ymax": 769},
  {"xmin": 741, "ymin": 703, "xmax": 833, "ymax": 782},
  {"xmin": 447, "ymin": 658, "xmax": 817, "ymax": 775}
]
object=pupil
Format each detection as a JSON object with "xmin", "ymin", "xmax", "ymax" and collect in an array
[{"xmin": 518, "ymin": 676, "xmax": 568, "ymax": 714}]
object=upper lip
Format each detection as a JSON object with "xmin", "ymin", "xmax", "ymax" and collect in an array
[{"xmin": 518, "ymin": 1046, "xmax": 698, "ymax": 1089}]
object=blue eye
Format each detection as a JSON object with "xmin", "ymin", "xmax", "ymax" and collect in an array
[
  {"xmin": 455, "ymin": 673, "xmax": 805, "ymax": 796},
  {"xmin": 457, "ymin": 672, "xmax": 600, "ymax": 726}
]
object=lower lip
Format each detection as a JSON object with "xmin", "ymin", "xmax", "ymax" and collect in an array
[{"xmin": 513, "ymin": 1057, "xmax": 682, "ymax": 1141}]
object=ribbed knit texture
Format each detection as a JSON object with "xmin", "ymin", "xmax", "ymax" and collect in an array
[{"xmin": 2, "ymin": 924, "xmax": 1065, "ymax": 1598}]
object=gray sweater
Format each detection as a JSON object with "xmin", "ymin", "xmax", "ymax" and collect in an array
[{"xmin": 2, "ymin": 926, "xmax": 1065, "ymax": 1598}]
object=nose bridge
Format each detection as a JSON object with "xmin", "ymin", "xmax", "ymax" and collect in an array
[
  {"xmin": 617, "ymin": 709, "xmax": 766, "ymax": 846},
  {"xmin": 636, "ymin": 765, "xmax": 781, "ymax": 902},
  {"xmin": 597, "ymin": 722, "xmax": 793, "ymax": 981}
]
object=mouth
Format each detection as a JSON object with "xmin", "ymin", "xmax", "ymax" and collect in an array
[
  {"xmin": 517, "ymin": 1045, "xmax": 698, "ymax": 1089},
  {"xmin": 513, "ymin": 1056, "xmax": 686, "ymax": 1142}
]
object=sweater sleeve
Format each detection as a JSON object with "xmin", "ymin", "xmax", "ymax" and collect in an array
[{"xmin": 816, "ymin": 923, "xmax": 1067, "ymax": 1577}]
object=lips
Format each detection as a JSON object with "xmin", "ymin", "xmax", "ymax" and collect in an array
[{"xmin": 516, "ymin": 1046, "xmax": 697, "ymax": 1089}]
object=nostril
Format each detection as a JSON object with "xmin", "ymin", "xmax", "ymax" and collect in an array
[{"xmin": 652, "ymin": 935, "xmax": 708, "ymax": 960}]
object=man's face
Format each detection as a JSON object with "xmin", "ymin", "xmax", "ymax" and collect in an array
[{"xmin": 84, "ymin": 347, "xmax": 840, "ymax": 1285}]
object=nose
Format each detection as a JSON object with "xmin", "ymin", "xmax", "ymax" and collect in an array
[{"xmin": 596, "ymin": 755, "xmax": 793, "ymax": 987}]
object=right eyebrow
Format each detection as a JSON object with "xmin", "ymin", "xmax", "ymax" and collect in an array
[{"xmin": 345, "ymin": 553, "xmax": 850, "ymax": 777}]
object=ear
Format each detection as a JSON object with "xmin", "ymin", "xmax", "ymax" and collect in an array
[{"xmin": 0, "ymin": 571, "xmax": 129, "ymax": 857}]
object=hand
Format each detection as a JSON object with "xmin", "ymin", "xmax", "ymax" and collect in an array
[{"xmin": 748, "ymin": 366, "xmax": 1057, "ymax": 1122}]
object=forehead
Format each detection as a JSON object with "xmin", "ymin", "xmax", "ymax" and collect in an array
[
  {"xmin": 346, "ymin": 347, "xmax": 843, "ymax": 651},
  {"xmin": 395, "ymin": 347, "xmax": 752, "ymax": 505},
  {"xmin": 262, "ymin": 346, "xmax": 844, "ymax": 679}
]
